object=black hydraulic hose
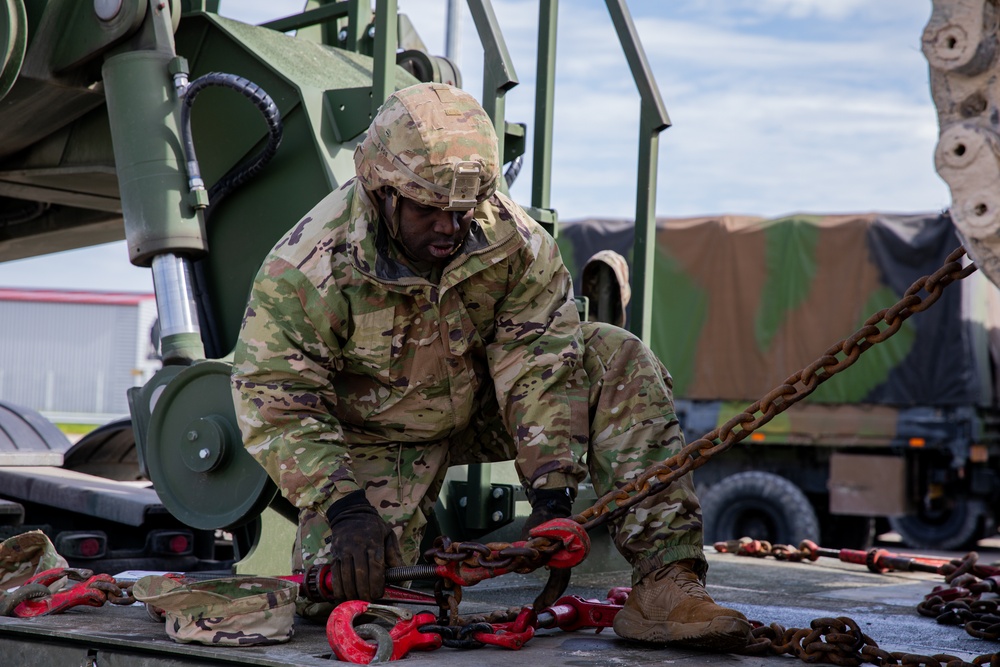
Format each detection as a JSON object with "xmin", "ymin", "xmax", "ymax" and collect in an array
[
  {"xmin": 176, "ymin": 72, "xmax": 282, "ymax": 359},
  {"xmin": 178, "ymin": 72, "xmax": 283, "ymax": 216}
]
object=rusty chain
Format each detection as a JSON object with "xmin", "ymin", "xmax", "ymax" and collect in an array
[
  {"xmin": 424, "ymin": 531, "xmax": 578, "ymax": 586},
  {"xmin": 420, "ymin": 245, "xmax": 987, "ymax": 664},
  {"xmin": 576, "ymin": 245, "xmax": 976, "ymax": 530},
  {"xmin": 918, "ymin": 552, "xmax": 1000, "ymax": 643},
  {"xmin": 427, "ymin": 246, "xmax": 976, "ymax": 573},
  {"xmin": 714, "ymin": 543, "xmax": 1000, "ymax": 665},
  {"xmin": 740, "ymin": 615, "xmax": 1000, "ymax": 666},
  {"xmin": 735, "ymin": 550, "xmax": 1000, "ymax": 666}
]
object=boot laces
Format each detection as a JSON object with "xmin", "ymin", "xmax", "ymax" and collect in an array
[{"xmin": 660, "ymin": 563, "xmax": 713, "ymax": 601}]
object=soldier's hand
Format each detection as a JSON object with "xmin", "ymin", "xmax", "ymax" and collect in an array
[
  {"xmin": 522, "ymin": 487, "xmax": 575, "ymax": 610},
  {"xmin": 522, "ymin": 487, "xmax": 575, "ymax": 538},
  {"xmin": 325, "ymin": 490, "xmax": 404, "ymax": 602}
]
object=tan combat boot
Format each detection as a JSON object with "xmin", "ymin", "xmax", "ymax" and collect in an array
[{"xmin": 613, "ymin": 559, "xmax": 751, "ymax": 651}]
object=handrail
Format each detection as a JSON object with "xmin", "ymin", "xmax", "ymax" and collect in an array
[
  {"xmin": 259, "ymin": 1, "xmax": 352, "ymax": 33},
  {"xmin": 530, "ymin": 0, "xmax": 558, "ymax": 231},
  {"xmin": 370, "ymin": 0, "xmax": 398, "ymax": 116},
  {"xmin": 466, "ymin": 0, "xmax": 519, "ymax": 182},
  {"xmin": 605, "ymin": 0, "xmax": 671, "ymax": 343}
]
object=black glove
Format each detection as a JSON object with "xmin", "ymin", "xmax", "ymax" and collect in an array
[
  {"xmin": 325, "ymin": 490, "xmax": 404, "ymax": 602},
  {"xmin": 521, "ymin": 487, "xmax": 575, "ymax": 540},
  {"xmin": 522, "ymin": 487, "xmax": 576, "ymax": 610}
]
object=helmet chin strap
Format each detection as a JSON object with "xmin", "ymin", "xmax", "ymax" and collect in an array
[{"xmin": 379, "ymin": 188, "xmax": 403, "ymax": 240}]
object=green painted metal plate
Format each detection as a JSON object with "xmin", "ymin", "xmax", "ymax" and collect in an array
[
  {"xmin": 0, "ymin": 0, "xmax": 26, "ymax": 101},
  {"xmin": 146, "ymin": 360, "xmax": 276, "ymax": 530}
]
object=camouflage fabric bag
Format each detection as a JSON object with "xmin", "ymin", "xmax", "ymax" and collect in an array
[
  {"xmin": 0, "ymin": 530, "xmax": 68, "ymax": 589},
  {"xmin": 133, "ymin": 575, "xmax": 297, "ymax": 646}
]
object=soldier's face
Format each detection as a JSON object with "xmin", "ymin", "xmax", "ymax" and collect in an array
[{"xmin": 396, "ymin": 197, "xmax": 474, "ymax": 265}]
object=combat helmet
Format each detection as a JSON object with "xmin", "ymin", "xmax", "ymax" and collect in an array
[{"xmin": 355, "ymin": 82, "xmax": 500, "ymax": 212}]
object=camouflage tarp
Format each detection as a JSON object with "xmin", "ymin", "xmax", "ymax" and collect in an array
[{"xmin": 558, "ymin": 212, "xmax": 1000, "ymax": 407}]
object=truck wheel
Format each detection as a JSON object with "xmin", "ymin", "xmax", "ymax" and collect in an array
[
  {"xmin": 888, "ymin": 499, "xmax": 985, "ymax": 550},
  {"xmin": 701, "ymin": 471, "xmax": 820, "ymax": 545},
  {"xmin": 61, "ymin": 418, "xmax": 144, "ymax": 481}
]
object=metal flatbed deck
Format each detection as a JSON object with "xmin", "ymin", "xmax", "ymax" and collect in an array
[{"xmin": 2, "ymin": 538, "xmax": 998, "ymax": 666}]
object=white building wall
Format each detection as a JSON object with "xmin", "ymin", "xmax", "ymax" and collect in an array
[
  {"xmin": 134, "ymin": 299, "xmax": 161, "ymax": 387},
  {"xmin": 0, "ymin": 294, "xmax": 159, "ymax": 423}
]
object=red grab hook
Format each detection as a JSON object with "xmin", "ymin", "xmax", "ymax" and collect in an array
[{"xmin": 327, "ymin": 600, "xmax": 441, "ymax": 664}]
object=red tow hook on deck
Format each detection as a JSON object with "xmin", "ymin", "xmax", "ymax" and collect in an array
[
  {"xmin": 327, "ymin": 600, "xmax": 441, "ymax": 664},
  {"xmin": 472, "ymin": 607, "xmax": 537, "ymax": 649},
  {"xmin": 291, "ymin": 519, "xmax": 592, "ymax": 663},
  {"xmin": 536, "ymin": 592, "xmax": 626, "ymax": 632},
  {"xmin": 10, "ymin": 568, "xmax": 117, "ymax": 617}
]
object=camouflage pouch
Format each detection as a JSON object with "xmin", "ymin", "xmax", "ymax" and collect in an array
[
  {"xmin": 133, "ymin": 575, "xmax": 297, "ymax": 646},
  {"xmin": 0, "ymin": 530, "xmax": 68, "ymax": 589}
]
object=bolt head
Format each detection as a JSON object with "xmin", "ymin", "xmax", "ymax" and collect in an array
[
  {"xmin": 186, "ymin": 430, "xmax": 198, "ymax": 441},
  {"xmin": 491, "ymin": 511, "xmax": 503, "ymax": 522},
  {"xmin": 458, "ymin": 496, "xmax": 467, "ymax": 508},
  {"xmin": 368, "ymin": 25, "xmax": 376, "ymax": 38},
  {"xmin": 94, "ymin": 0, "xmax": 122, "ymax": 21},
  {"xmin": 199, "ymin": 448, "xmax": 210, "ymax": 459}
]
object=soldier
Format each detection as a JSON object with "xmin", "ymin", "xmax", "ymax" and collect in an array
[{"xmin": 231, "ymin": 82, "xmax": 750, "ymax": 651}]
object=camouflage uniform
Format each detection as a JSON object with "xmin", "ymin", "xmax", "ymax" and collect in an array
[{"xmin": 231, "ymin": 83, "xmax": 704, "ymax": 593}]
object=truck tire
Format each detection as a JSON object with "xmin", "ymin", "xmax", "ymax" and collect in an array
[
  {"xmin": 61, "ymin": 418, "xmax": 144, "ymax": 481},
  {"xmin": 701, "ymin": 471, "xmax": 820, "ymax": 546},
  {"xmin": 888, "ymin": 499, "xmax": 985, "ymax": 551}
]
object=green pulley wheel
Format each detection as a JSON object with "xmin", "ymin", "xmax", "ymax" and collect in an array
[{"xmin": 146, "ymin": 360, "xmax": 276, "ymax": 530}]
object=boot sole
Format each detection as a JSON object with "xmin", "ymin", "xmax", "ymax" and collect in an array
[{"xmin": 613, "ymin": 607, "xmax": 752, "ymax": 652}]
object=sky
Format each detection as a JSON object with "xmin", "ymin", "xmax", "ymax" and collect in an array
[{"xmin": 0, "ymin": 0, "xmax": 947, "ymax": 293}]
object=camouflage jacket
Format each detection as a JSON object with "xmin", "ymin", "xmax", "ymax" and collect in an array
[{"xmin": 231, "ymin": 180, "xmax": 584, "ymax": 514}]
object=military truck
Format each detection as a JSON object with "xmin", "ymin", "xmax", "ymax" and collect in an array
[
  {"xmin": 559, "ymin": 211, "xmax": 1000, "ymax": 551},
  {"xmin": 0, "ymin": 0, "xmax": 672, "ymax": 578}
]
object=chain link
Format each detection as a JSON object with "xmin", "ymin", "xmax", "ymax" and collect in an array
[
  {"xmin": 573, "ymin": 247, "xmax": 976, "ymax": 530},
  {"xmin": 427, "ymin": 246, "xmax": 975, "ymax": 572},
  {"xmin": 577, "ymin": 246, "xmax": 974, "ymax": 531},
  {"xmin": 424, "ymin": 531, "xmax": 574, "ymax": 585},
  {"xmin": 715, "ymin": 543, "xmax": 1000, "ymax": 665},
  {"xmin": 419, "ymin": 246, "xmax": 985, "ymax": 663},
  {"xmin": 741, "ymin": 615, "xmax": 1000, "ymax": 666}
]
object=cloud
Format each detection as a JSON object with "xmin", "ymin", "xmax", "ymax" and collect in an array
[
  {"xmin": 0, "ymin": 1, "xmax": 952, "ymax": 290},
  {"xmin": 729, "ymin": 0, "xmax": 892, "ymax": 21}
]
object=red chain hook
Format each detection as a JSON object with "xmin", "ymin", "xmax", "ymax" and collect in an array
[
  {"xmin": 11, "ymin": 568, "xmax": 118, "ymax": 617},
  {"xmin": 327, "ymin": 600, "xmax": 441, "ymax": 664}
]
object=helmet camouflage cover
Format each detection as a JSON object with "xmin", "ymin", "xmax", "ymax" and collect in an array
[{"xmin": 354, "ymin": 82, "xmax": 500, "ymax": 211}]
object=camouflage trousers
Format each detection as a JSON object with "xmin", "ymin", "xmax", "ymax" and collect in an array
[{"xmin": 295, "ymin": 322, "xmax": 704, "ymax": 587}]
